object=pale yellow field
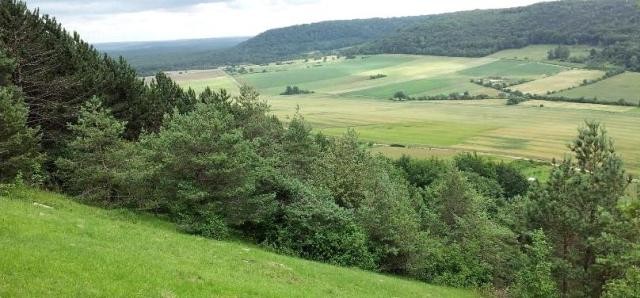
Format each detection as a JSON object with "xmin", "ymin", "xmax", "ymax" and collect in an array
[
  {"xmin": 512, "ymin": 69, "xmax": 605, "ymax": 95},
  {"xmin": 146, "ymin": 69, "xmax": 241, "ymax": 93}
]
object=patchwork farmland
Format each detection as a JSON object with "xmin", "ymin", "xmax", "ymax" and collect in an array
[{"xmin": 171, "ymin": 48, "xmax": 640, "ymax": 176}]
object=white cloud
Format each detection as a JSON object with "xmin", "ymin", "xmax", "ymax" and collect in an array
[{"xmin": 25, "ymin": 0, "xmax": 551, "ymax": 43}]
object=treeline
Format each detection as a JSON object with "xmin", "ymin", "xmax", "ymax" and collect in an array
[
  {"xmin": 2, "ymin": 1, "xmax": 640, "ymax": 297},
  {"xmin": 391, "ymin": 91, "xmax": 491, "ymax": 101}
]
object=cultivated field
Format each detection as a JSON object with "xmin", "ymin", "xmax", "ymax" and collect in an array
[
  {"xmin": 269, "ymin": 96, "xmax": 640, "ymax": 174},
  {"xmin": 488, "ymin": 44, "xmax": 596, "ymax": 62},
  {"xmin": 512, "ymin": 69, "xmax": 605, "ymax": 95},
  {"xmin": 172, "ymin": 51, "xmax": 640, "ymax": 176},
  {"xmin": 236, "ymin": 55, "xmax": 499, "ymax": 97},
  {"xmin": 147, "ymin": 69, "xmax": 241, "ymax": 93},
  {"xmin": 557, "ymin": 72, "xmax": 640, "ymax": 105}
]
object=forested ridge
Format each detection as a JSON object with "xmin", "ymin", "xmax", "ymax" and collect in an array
[
  {"xmin": 96, "ymin": 37, "xmax": 249, "ymax": 75},
  {"xmin": 1, "ymin": 1, "xmax": 640, "ymax": 297},
  {"xmin": 359, "ymin": 0, "xmax": 640, "ymax": 65}
]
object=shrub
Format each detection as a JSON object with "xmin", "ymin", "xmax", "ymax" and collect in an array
[{"xmin": 274, "ymin": 195, "xmax": 374, "ymax": 269}]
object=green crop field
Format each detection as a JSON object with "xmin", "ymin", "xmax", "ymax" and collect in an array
[
  {"xmin": 0, "ymin": 187, "xmax": 477, "ymax": 298},
  {"xmin": 556, "ymin": 72, "xmax": 640, "ymax": 105},
  {"xmin": 488, "ymin": 44, "xmax": 596, "ymax": 62},
  {"xmin": 236, "ymin": 55, "xmax": 496, "ymax": 96},
  {"xmin": 512, "ymin": 69, "xmax": 605, "ymax": 95},
  {"xmin": 457, "ymin": 60, "xmax": 566, "ymax": 78}
]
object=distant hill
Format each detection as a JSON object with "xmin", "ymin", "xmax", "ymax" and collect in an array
[
  {"xmin": 98, "ymin": 0, "xmax": 640, "ymax": 72},
  {"xmin": 96, "ymin": 37, "xmax": 249, "ymax": 74},
  {"xmin": 230, "ymin": 17, "xmax": 427, "ymax": 63}
]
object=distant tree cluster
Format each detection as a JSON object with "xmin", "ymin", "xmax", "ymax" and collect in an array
[
  {"xmin": 547, "ymin": 46, "xmax": 571, "ymax": 60},
  {"xmin": 369, "ymin": 74, "xmax": 387, "ymax": 80},
  {"xmin": 280, "ymin": 86, "xmax": 314, "ymax": 95},
  {"xmin": 471, "ymin": 77, "xmax": 532, "ymax": 90}
]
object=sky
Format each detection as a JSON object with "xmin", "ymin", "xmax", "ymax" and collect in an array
[{"xmin": 25, "ymin": 0, "xmax": 551, "ymax": 44}]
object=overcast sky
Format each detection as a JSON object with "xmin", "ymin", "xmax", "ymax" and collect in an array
[{"xmin": 25, "ymin": 0, "xmax": 550, "ymax": 44}]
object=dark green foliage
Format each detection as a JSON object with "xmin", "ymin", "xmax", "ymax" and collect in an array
[
  {"xmin": 510, "ymin": 230, "xmax": 559, "ymax": 298},
  {"xmin": 139, "ymin": 99, "xmax": 277, "ymax": 229},
  {"xmin": 229, "ymin": 17, "xmax": 426, "ymax": 65},
  {"xmin": 360, "ymin": 0, "xmax": 640, "ymax": 65},
  {"xmin": 417, "ymin": 169, "xmax": 520, "ymax": 288},
  {"xmin": 547, "ymin": 46, "xmax": 571, "ymax": 61},
  {"xmin": 55, "ymin": 98, "xmax": 128, "ymax": 204},
  {"xmin": 603, "ymin": 267, "xmax": 640, "ymax": 298},
  {"xmin": 396, "ymin": 155, "xmax": 450, "ymax": 188},
  {"xmin": 392, "ymin": 91, "xmax": 490, "ymax": 101},
  {"xmin": 274, "ymin": 194, "xmax": 374, "ymax": 269},
  {"xmin": 506, "ymin": 96, "xmax": 528, "ymax": 105},
  {"xmin": 0, "ymin": 48, "xmax": 13, "ymax": 86},
  {"xmin": 455, "ymin": 153, "xmax": 529, "ymax": 199},
  {"xmin": 526, "ymin": 121, "xmax": 639, "ymax": 297},
  {"xmin": 0, "ymin": 0, "xmax": 195, "ymax": 150},
  {"xmin": 369, "ymin": 74, "xmax": 387, "ymax": 80},
  {"xmin": 280, "ymin": 86, "xmax": 314, "ymax": 95},
  {"xmin": 0, "ymin": 86, "xmax": 43, "ymax": 182}
]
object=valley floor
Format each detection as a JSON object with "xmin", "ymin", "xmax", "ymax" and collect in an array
[{"xmin": 172, "ymin": 48, "xmax": 640, "ymax": 177}]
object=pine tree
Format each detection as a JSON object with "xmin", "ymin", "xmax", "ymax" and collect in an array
[
  {"xmin": 0, "ymin": 86, "xmax": 43, "ymax": 182},
  {"xmin": 55, "ymin": 97, "xmax": 127, "ymax": 203},
  {"xmin": 528, "ymin": 121, "xmax": 636, "ymax": 296}
]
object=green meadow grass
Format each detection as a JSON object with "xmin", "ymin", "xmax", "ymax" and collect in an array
[
  {"xmin": 556, "ymin": 72, "xmax": 640, "ymax": 104},
  {"xmin": 0, "ymin": 187, "xmax": 478, "ymax": 298}
]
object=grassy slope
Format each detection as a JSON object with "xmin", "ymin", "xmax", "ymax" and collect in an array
[{"xmin": 0, "ymin": 187, "xmax": 477, "ymax": 298}]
